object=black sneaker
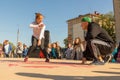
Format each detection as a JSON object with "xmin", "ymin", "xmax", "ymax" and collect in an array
[
  {"xmin": 90, "ymin": 61, "xmax": 104, "ymax": 65},
  {"xmin": 90, "ymin": 60, "xmax": 97, "ymax": 64},
  {"xmin": 104, "ymin": 55, "xmax": 112, "ymax": 63}
]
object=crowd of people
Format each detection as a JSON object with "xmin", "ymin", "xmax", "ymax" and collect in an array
[
  {"xmin": 0, "ymin": 37, "xmax": 120, "ymax": 65},
  {"xmin": 0, "ymin": 12, "xmax": 120, "ymax": 65},
  {"xmin": 0, "ymin": 40, "xmax": 28, "ymax": 58}
]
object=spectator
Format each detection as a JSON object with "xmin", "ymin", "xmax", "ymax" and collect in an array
[
  {"xmin": 56, "ymin": 42, "xmax": 62, "ymax": 59},
  {"xmin": 16, "ymin": 42, "xmax": 23, "ymax": 58},
  {"xmin": 65, "ymin": 43, "xmax": 73, "ymax": 59},
  {"xmin": 72, "ymin": 37, "xmax": 83, "ymax": 60},
  {"xmin": 45, "ymin": 43, "xmax": 52, "ymax": 62},
  {"xmin": 51, "ymin": 43, "xmax": 57, "ymax": 59},
  {"xmin": 3, "ymin": 40, "xmax": 12, "ymax": 58},
  {"xmin": 22, "ymin": 44, "xmax": 28, "ymax": 57}
]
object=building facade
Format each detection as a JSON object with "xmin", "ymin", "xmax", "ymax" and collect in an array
[
  {"xmin": 67, "ymin": 15, "xmax": 84, "ymax": 43},
  {"xmin": 67, "ymin": 0, "xmax": 120, "ymax": 44},
  {"xmin": 67, "ymin": 12, "xmax": 98, "ymax": 43}
]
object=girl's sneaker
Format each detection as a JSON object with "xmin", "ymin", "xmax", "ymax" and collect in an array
[
  {"xmin": 45, "ymin": 59, "xmax": 49, "ymax": 62},
  {"xmin": 24, "ymin": 57, "xmax": 28, "ymax": 62}
]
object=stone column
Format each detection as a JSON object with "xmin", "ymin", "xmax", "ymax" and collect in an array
[{"xmin": 113, "ymin": 0, "xmax": 120, "ymax": 44}]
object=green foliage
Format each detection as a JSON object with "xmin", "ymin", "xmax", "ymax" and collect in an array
[
  {"xmin": 9, "ymin": 42, "xmax": 16, "ymax": 53},
  {"xmin": 64, "ymin": 11, "xmax": 116, "ymax": 46},
  {"xmin": 64, "ymin": 38, "xmax": 68, "ymax": 48},
  {"xmin": 95, "ymin": 12, "xmax": 116, "ymax": 42},
  {"xmin": 0, "ymin": 43, "xmax": 2, "ymax": 46}
]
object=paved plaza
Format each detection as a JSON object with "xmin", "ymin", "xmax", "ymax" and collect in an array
[{"xmin": 0, "ymin": 58, "xmax": 120, "ymax": 80}]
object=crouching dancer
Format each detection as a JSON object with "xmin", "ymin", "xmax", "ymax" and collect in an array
[{"xmin": 81, "ymin": 17, "xmax": 115, "ymax": 65}]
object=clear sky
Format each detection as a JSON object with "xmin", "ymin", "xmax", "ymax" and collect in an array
[{"xmin": 0, "ymin": 0, "xmax": 113, "ymax": 47}]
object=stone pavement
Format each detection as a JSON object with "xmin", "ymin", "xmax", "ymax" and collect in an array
[{"xmin": 0, "ymin": 58, "xmax": 120, "ymax": 80}]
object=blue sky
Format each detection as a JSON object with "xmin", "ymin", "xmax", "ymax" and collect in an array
[{"xmin": 0, "ymin": 0, "xmax": 113, "ymax": 47}]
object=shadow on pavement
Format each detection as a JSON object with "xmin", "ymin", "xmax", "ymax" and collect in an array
[
  {"xmin": 0, "ymin": 60, "xmax": 23, "ymax": 62},
  {"xmin": 92, "ymin": 71, "xmax": 120, "ymax": 75},
  {"xmin": 50, "ymin": 61, "xmax": 82, "ymax": 65},
  {"xmin": 110, "ymin": 68, "xmax": 120, "ymax": 70},
  {"xmin": 49, "ymin": 61, "xmax": 90, "ymax": 65},
  {"xmin": 16, "ymin": 72, "xmax": 120, "ymax": 80}
]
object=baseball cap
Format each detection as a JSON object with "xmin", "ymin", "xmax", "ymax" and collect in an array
[{"xmin": 81, "ymin": 17, "xmax": 92, "ymax": 22}]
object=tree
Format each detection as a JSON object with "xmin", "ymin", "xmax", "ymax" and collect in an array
[
  {"xmin": 64, "ymin": 38, "xmax": 68, "ymax": 48},
  {"xmin": 9, "ymin": 42, "xmax": 16, "ymax": 53},
  {"xmin": 0, "ymin": 43, "xmax": 2, "ymax": 46},
  {"xmin": 94, "ymin": 11, "xmax": 116, "ymax": 42}
]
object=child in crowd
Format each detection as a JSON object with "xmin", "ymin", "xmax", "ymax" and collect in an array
[
  {"xmin": 16, "ymin": 42, "xmax": 23, "ymax": 58},
  {"xmin": 3, "ymin": 40, "xmax": 12, "ymax": 58},
  {"xmin": 117, "ymin": 50, "xmax": 120, "ymax": 63},
  {"xmin": 45, "ymin": 43, "xmax": 52, "ymax": 62},
  {"xmin": 65, "ymin": 43, "xmax": 73, "ymax": 59},
  {"xmin": 22, "ymin": 44, "xmax": 28, "ymax": 58},
  {"xmin": 72, "ymin": 37, "xmax": 83, "ymax": 60},
  {"xmin": 111, "ymin": 44, "xmax": 118, "ymax": 62},
  {"xmin": 51, "ymin": 43, "xmax": 57, "ymax": 59},
  {"xmin": 116, "ymin": 42, "xmax": 120, "ymax": 63}
]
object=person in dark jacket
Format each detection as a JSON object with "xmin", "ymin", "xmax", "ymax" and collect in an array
[{"xmin": 81, "ymin": 17, "xmax": 115, "ymax": 65}]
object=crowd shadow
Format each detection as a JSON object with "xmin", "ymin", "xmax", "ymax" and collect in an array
[
  {"xmin": 16, "ymin": 72, "xmax": 120, "ymax": 80},
  {"xmin": 49, "ymin": 61, "xmax": 89, "ymax": 65},
  {"xmin": 0, "ymin": 59, "xmax": 73, "ymax": 63},
  {"xmin": 92, "ymin": 71, "xmax": 120, "ymax": 75},
  {"xmin": 0, "ymin": 59, "xmax": 119, "ymax": 68},
  {"xmin": 0, "ymin": 59, "xmax": 90, "ymax": 65},
  {"xmin": 0, "ymin": 60, "xmax": 23, "ymax": 63},
  {"xmin": 110, "ymin": 68, "xmax": 120, "ymax": 70}
]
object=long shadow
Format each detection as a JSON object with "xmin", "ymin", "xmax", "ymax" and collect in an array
[
  {"xmin": 93, "ymin": 71, "xmax": 120, "ymax": 75},
  {"xmin": 0, "ymin": 60, "xmax": 23, "ymax": 62},
  {"xmin": 49, "ymin": 61, "xmax": 90, "ymax": 65},
  {"xmin": 0, "ymin": 59, "xmax": 91, "ymax": 68},
  {"xmin": 16, "ymin": 72, "xmax": 120, "ymax": 80},
  {"xmin": 0, "ymin": 59, "xmax": 80, "ymax": 64},
  {"xmin": 110, "ymin": 68, "xmax": 120, "ymax": 70},
  {"xmin": 0, "ymin": 59, "xmax": 85, "ymax": 65},
  {"xmin": 49, "ymin": 61, "xmax": 82, "ymax": 65}
]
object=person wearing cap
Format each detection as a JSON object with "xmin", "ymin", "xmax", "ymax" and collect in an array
[
  {"xmin": 81, "ymin": 17, "xmax": 115, "ymax": 65},
  {"xmin": 24, "ymin": 13, "xmax": 46, "ymax": 62}
]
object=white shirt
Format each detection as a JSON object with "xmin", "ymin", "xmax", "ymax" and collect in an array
[
  {"xmin": 30, "ymin": 22, "xmax": 46, "ymax": 40},
  {"xmin": 4, "ymin": 44, "xmax": 9, "ymax": 54},
  {"xmin": 16, "ymin": 45, "xmax": 23, "ymax": 54}
]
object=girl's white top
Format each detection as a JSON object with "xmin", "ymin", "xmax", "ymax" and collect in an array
[{"xmin": 30, "ymin": 22, "xmax": 46, "ymax": 40}]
